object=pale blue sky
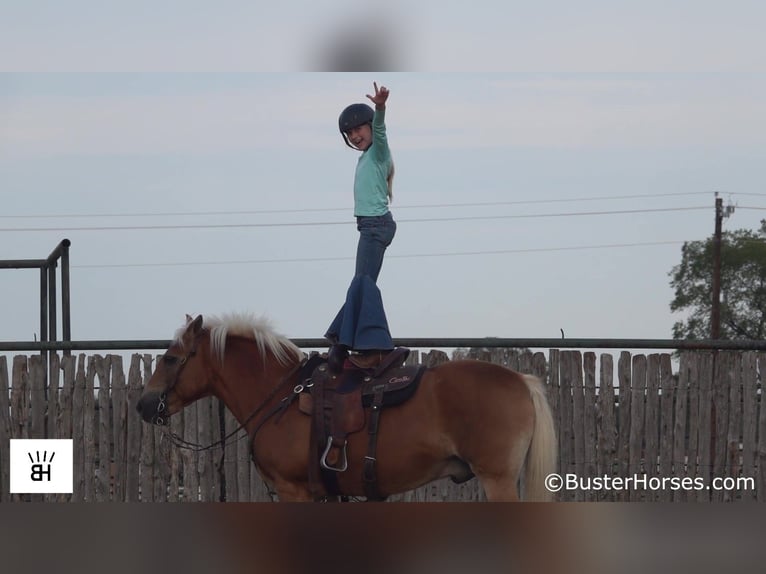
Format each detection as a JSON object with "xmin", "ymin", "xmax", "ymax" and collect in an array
[
  {"xmin": 1, "ymin": 1, "xmax": 765, "ymax": 350},
  {"xmin": 2, "ymin": 72, "xmax": 765, "ymax": 350}
]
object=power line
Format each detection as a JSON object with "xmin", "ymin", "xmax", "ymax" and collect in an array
[
  {"xmin": 0, "ymin": 206, "xmax": 709, "ymax": 233},
  {"xmin": 0, "ymin": 191, "xmax": 716, "ymax": 219},
  {"xmin": 71, "ymin": 239, "xmax": 685, "ymax": 269}
]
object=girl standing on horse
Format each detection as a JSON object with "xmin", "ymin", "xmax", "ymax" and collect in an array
[{"xmin": 325, "ymin": 82, "xmax": 397, "ymax": 371}]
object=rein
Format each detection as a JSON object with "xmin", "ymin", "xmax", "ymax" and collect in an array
[{"xmin": 161, "ymin": 355, "xmax": 306, "ymax": 454}]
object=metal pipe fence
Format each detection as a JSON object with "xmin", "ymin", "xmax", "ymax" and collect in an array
[{"xmin": 2, "ymin": 337, "xmax": 766, "ymax": 352}]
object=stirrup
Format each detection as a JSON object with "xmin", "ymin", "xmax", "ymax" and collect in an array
[{"xmin": 320, "ymin": 436, "xmax": 348, "ymax": 472}]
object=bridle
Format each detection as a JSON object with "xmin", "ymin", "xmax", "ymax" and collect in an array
[
  {"xmin": 150, "ymin": 338, "xmax": 199, "ymax": 427},
  {"xmin": 150, "ymin": 334, "xmax": 306, "ymax": 455}
]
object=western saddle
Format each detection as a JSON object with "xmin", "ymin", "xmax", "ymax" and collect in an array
[{"xmin": 297, "ymin": 347, "xmax": 424, "ymax": 501}]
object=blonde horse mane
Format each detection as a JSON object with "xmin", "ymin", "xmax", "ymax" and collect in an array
[{"xmin": 175, "ymin": 312, "xmax": 301, "ymax": 366}]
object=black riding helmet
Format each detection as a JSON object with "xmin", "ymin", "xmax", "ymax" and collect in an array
[{"xmin": 338, "ymin": 103, "xmax": 374, "ymax": 148}]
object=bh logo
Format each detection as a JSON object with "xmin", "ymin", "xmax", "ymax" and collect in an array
[
  {"xmin": 29, "ymin": 450, "xmax": 55, "ymax": 481},
  {"xmin": 9, "ymin": 439, "xmax": 73, "ymax": 494}
]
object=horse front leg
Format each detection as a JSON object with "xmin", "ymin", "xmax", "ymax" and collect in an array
[{"xmin": 273, "ymin": 481, "xmax": 315, "ymax": 502}]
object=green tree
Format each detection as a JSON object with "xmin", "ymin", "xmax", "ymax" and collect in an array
[{"xmin": 669, "ymin": 220, "xmax": 766, "ymax": 340}]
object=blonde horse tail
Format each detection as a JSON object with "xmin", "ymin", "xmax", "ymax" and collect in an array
[{"xmin": 521, "ymin": 374, "xmax": 558, "ymax": 501}]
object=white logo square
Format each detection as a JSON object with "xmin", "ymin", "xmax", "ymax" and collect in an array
[{"xmin": 9, "ymin": 439, "xmax": 74, "ymax": 494}]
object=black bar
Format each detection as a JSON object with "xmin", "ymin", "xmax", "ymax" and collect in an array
[
  {"xmin": 61, "ymin": 240, "xmax": 71, "ymax": 355},
  {"xmin": 46, "ymin": 263, "xmax": 57, "ymax": 401},
  {"xmin": 39, "ymin": 267, "xmax": 48, "ymax": 357},
  {"xmin": 46, "ymin": 239, "xmax": 71, "ymax": 265},
  {"xmin": 48, "ymin": 263, "xmax": 57, "ymax": 346},
  {"xmin": 0, "ymin": 259, "xmax": 47, "ymax": 269},
  {"xmin": 2, "ymin": 337, "xmax": 766, "ymax": 352}
]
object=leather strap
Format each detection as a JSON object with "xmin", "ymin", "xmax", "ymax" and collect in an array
[{"xmin": 362, "ymin": 388, "xmax": 386, "ymax": 501}]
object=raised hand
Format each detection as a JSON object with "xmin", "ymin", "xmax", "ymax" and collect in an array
[{"xmin": 366, "ymin": 82, "xmax": 390, "ymax": 109}]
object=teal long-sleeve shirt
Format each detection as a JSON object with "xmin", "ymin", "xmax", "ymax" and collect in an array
[{"xmin": 353, "ymin": 108, "xmax": 393, "ymax": 217}]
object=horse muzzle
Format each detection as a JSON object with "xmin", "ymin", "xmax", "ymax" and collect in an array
[{"xmin": 136, "ymin": 392, "xmax": 170, "ymax": 426}]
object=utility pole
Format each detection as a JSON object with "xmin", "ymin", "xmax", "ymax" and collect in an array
[
  {"xmin": 710, "ymin": 196, "xmax": 723, "ymax": 340},
  {"xmin": 711, "ymin": 194, "xmax": 723, "ymax": 339}
]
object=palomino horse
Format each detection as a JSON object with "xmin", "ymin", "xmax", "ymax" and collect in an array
[{"xmin": 136, "ymin": 313, "xmax": 557, "ymax": 501}]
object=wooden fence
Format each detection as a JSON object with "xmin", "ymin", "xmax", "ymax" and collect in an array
[{"xmin": 1, "ymin": 349, "xmax": 764, "ymax": 502}]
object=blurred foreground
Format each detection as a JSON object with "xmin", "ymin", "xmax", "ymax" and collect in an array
[{"xmin": 1, "ymin": 504, "xmax": 764, "ymax": 573}]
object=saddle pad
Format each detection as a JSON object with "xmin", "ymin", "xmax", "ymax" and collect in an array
[
  {"xmin": 360, "ymin": 365, "xmax": 425, "ymax": 408},
  {"xmin": 303, "ymin": 364, "xmax": 426, "ymax": 411}
]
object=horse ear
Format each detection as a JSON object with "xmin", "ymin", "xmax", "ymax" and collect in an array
[
  {"xmin": 185, "ymin": 313, "xmax": 194, "ymax": 324},
  {"xmin": 190, "ymin": 314, "xmax": 204, "ymax": 334}
]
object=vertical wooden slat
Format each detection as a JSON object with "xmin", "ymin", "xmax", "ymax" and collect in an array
[
  {"xmin": 168, "ymin": 412, "xmax": 183, "ymax": 501},
  {"xmin": 111, "ymin": 355, "xmax": 127, "ymax": 501},
  {"xmin": 673, "ymin": 353, "xmax": 691, "ymax": 502},
  {"xmin": 658, "ymin": 354, "xmax": 675, "ymax": 503},
  {"xmin": 532, "ymin": 352, "xmax": 547, "ymax": 381},
  {"xmin": 138, "ymin": 354, "xmax": 155, "ymax": 502},
  {"xmin": 14, "ymin": 357, "xmax": 42, "ymax": 503},
  {"xmin": 212, "ymin": 399, "xmax": 224, "ymax": 501},
  {"xmin": 9, "ymin": 357, "xmax": 28, "ymax": 501},
  {"xmin": 47, "ymin": 354, "xmax": 60, "ymax": 435},
  {"xmin": 56, "ymin": 355, "xmax": 76, "ymax": 502},
  {"xmin": 0, "ymin": 357, "xmax": 11, "ymax": 503},
  {"xmin": 139, "ymin": 355, "xmax": 155, "ymax": 502},
  {"xmin": 139, "ymin": 420, "xmax": 155, "ymax": 502},
  {"xmin": 597, "ymin": 353, "xmax": 616, "ymax": 501},
  {"xmin": 224, "ymin": 408, "xmax": 239, "ymax": 501},
  {"xmin": 696, "ymin": 352, "xmax": 714, "ymax": 502},
  {"xmin": 547, "ymin": 349, "xmax": 561, "ymax": 478},
  {"xmin": 616, "ymin": 351, "xmax": 632, "ymax": 502},
  {"xmin": 740, "ymin": 352, "xmax": 758, "ymax": 501},
  {"xmin": 27, "ymin": 355, "xmax": 47, "ymax": 508},
  {"xmin": 154, "ymin": 424, "xmax": 170, "ymax": 502},
  {"xmin": 583, "ymin": 352, "xmax": 597, "ymax": 502},
  {"xmin": 126, "ymin": 354, "xmax": 143, "ymax": 502},
  {"xmin": 71, "ymin": 354, "xmax": 86, "ymax": 502},
  {"xmin": 757, "ymin": 353, "xmax": 766, "ymax": 501},
  {"xmin": 197, "ymin": 397, "xmax": 213, "ymax": 502},
  {"xmin": 724, "ymin": 352, "xmax": 743, "ymax": 502},
  {"xmin": 43, "ymin": 354, "xmax": 61, "ymax": 503},
  {"xmin": 11, "ymin": 356, "xmax": 29, "ymax": 441},
  {"xmin": 518, "ymin": 350, "xmax": 532, "ymax": 376},
  {"xmin": 27, "ymin": 356, "xmax": 46, "ymax": 502},
  {"xmin": 95, "ymin": 355, "xmax": 112, "ymax": 501},
  {"xmin": 182, "ymin": 385, "xmax": 199, "ymax": 502},
  {"xmin": 558, "ymin": 351, "xmax": 574, "ymax": 501},
  {"xmin": 83, "ymin": 356, "xmax": 97, "ymax": 502},
  {"xmin": 28, "ymin": 355, "xmax": 46, "ymax": 440},
  {"xmin": 644, "ymin": 354, "xmax": 660, "ymax": 502},
  {"xmin": 686, "ymin": 353, "xmax": 701, "ymax": 500},
  {"xmin": 153, "ymin": 354, "xmax": 169, "ymax": 502},
  {"xmin": 237, "ymin": 426, "xmax": 250, "ymax": 502},
  {"xmin": 58, "ymin": 355, "xmax": 76, "ymax": 440},
  {"xmin": 629, "ymin": 355, "xmax": 646, "ymax": 501},
  {"xmin": 533, "ymin": 351, "xmax": 552, "ymax": 500},
  {"xmin": 78, "ymin": 355, "xmax": 97, "ymax": 502},
  {"xmin": 711, "ymin": 352, "xmax": 730, "ymax": 502}
]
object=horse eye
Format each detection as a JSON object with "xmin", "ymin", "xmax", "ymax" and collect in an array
[{"xmin": 163, "ymin": 355, "xmax": 178, "ymax": 366}]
